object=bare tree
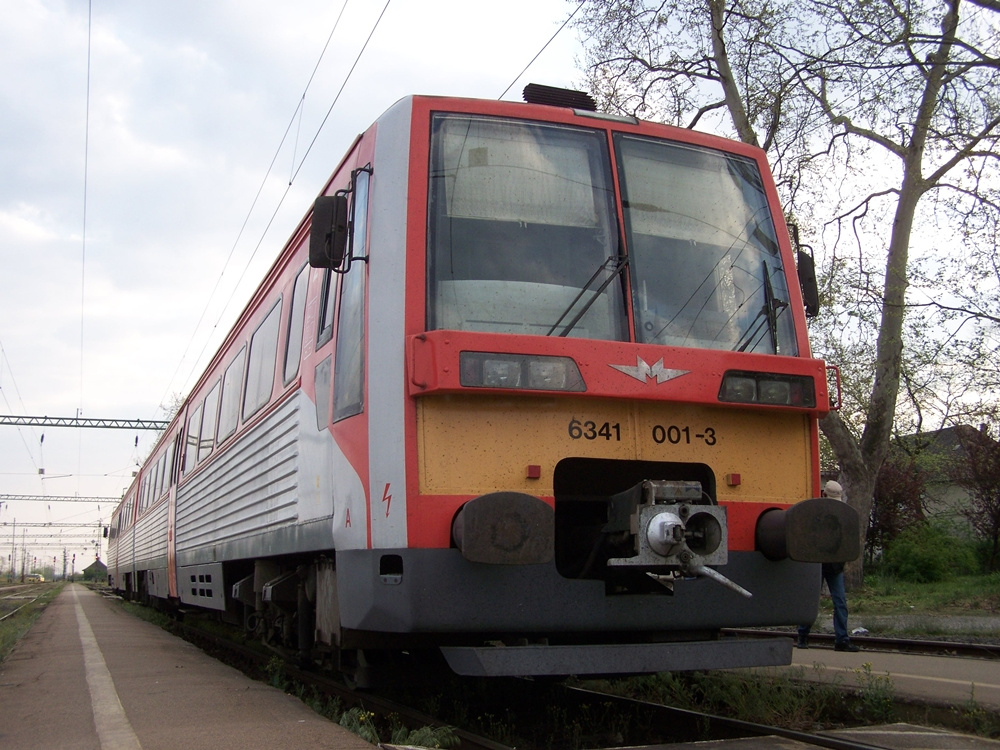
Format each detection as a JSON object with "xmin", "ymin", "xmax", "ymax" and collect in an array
[{"xmin": 574, "ymin": 0, "xmax": 1000, "ymax": 583}]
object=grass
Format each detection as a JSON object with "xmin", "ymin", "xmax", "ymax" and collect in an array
[
  {"xmin": 826, "ymin": 571, "xmax": 1000, "ymax": 639},
  {"xmin": 852, "ymin": 571, "xmax": 1000, "ymax": 617},
  {"xmin": 263, "ymin": 656, "xmax": 459, "ymax": 747},
  {"xmin": 0, "ymin": 582, "xmax": 65, "ymax": 663},
  {"xmin": 580, "ymin": 665, "xmax": 891, "ymax": 732}
]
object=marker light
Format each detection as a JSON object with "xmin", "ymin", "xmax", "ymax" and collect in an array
[
  {"xmin": 460, "ymin": 352, "xmax": 586, "ymax": 392},
  {"xmin": 718, "ymin": 371, "xmax": 816, "ymax": 407}
]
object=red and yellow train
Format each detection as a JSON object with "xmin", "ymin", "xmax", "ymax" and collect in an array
[{"xmin": 108, "ymin": 86, "xmax": 856, "ymax": 683}]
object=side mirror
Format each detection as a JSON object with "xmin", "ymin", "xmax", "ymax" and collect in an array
[
  {"xmin": 103, "ymin": 526, "xmax": 109, "ymax": 538},
  {"xmin": 309, "ymin": 194, "xmax": 349, "ymax": 269},
  {"xmin": 797, "ymin": 250, "xmax": 820, "ymax": 318},
  {"xmin": 788, "ymin": 223, "xmax": 820, "ymax": 317}
]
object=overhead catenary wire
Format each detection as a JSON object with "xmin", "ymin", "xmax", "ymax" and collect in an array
[
  {"xmin": 76, "ymin": 0, "xmax": 94, "ymax": 501},
  {"xmin": 499, "ymin": 0, "xmax": 586, "ymax": 100},
  {"xmin": 163, "ymin": 0, "xmax": 588, "ymax": 406},
  {"xmin": 156, "ymin": 0, "xmax": 354, "ymax": 411},
  {"xmin": 0, "ymin": 340, "xmax": 40, "ymax": 470},
  {"xmin": 187, "ymin": 0, "xmax": 395, "ymax": 370}
]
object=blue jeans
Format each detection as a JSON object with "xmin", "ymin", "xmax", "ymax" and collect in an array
[{"xmin": 798, "ymin": 563, "xmax": 849, "ymax": 643}]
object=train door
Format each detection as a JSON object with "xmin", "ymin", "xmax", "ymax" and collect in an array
[
  {"xmin": 327, "ymin": 164, "xmax": 372, "ymax": 551},
  {"xmin": 167, "ymin": 429, "xmax": 183, "ymax": 599}
]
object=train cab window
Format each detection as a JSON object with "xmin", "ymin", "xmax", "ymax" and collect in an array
[
  {"xmin": 183, "ymin": 403, "xmax": 202, "ymax": 474},
  {"xmin": 244, "ymin": 301, "xmax": 281, "ymax": 421},
  {"xmin": 333, "ymin": 167, "xmax": 369, "ymax": 422},
  {"xmin": 427, "ymin": 114, "xmax": 627, "ymax": 341},
  {"xmin": 283, "ymin": 265, "xmax": 309, "ymax": 384},
  {"xmin": 198, "ymin": 381, "xmax": 221, "ymax": 463},
  {"xmin": 217, "ymin": 347, "xmax": 246, "ymax": 443},
  {"xmin": 614, "ymin": 135, "xmax": 799, "ymax": 355}
]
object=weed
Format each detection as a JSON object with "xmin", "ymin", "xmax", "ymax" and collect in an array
[
  {"xmin": 954, "ymin": 686, "xmax": 1000, "ymax": 738},
  {"xmin": 852, "ymin": 662, "xmax": 894, "ymax": 723},
  {"xmin": 388, "ymin": 722, "xmax": 459, "ymax": 748},
  {"xmin": 339, "ymin": 707, "xmax": 380, "ymax": 744},
  {"xmin": 264, "ymin": 656, "xmax": 287, "ymax": 691}
]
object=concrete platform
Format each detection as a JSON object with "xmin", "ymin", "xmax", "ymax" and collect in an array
[{"xmin": 0, "ymin": 584, "xmax": 374, "ymax": 750}]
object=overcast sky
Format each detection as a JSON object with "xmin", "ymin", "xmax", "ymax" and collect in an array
[{"xmin": 0, "ymin": 0, "xmax": 586, "ymax": 573}]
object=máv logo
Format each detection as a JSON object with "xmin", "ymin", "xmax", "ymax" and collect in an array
[{"xmin": 610, "ymin": 356, "xmax": 689, "ymax": 384}]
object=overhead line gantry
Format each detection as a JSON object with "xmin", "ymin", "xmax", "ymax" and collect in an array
[{"xmin": 0, "ymin": 415, "xmax": 168, "ymax": 431}]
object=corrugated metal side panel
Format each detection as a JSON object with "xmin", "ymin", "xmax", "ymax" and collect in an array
[
  {"xmin": 116, "ymin": 528, "xmax": 135, "ymax": 568},
  {"xmin": 176, "ymin": 395, "xmax": 299, "ymax": 553},
  {"xmin": 134, "ymin": 501, "xmax": 168, "ymax": 566}
]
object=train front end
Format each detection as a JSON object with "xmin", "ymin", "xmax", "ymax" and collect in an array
[{"xmin": 323, "ymin": 93, "xmax": 857, "ymax": 678}]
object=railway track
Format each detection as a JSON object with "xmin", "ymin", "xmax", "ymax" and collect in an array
[{"xmin": 160, "ymin": 605, "xmax": 994, "ymax": 750}]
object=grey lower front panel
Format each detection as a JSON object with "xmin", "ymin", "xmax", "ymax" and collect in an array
[
  {"xmin": 441, "ymin": 637, "xmax": 792, "ymax": 677},
  {"xmin": 336, "ymin": 548, "xmax": 820, "ymax": 635}
]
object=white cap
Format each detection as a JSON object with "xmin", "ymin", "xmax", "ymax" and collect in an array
[{"xmin": 824, "ymin": 480, "xmax": 843, "ymax": 499}]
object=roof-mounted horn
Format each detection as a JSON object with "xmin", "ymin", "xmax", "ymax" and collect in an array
[{"xmin": 522, "ymin": 84, "xmax": 597, "ymax": 112}]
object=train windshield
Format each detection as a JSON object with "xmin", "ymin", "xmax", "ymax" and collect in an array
[
  {"xmin": 426, "ymin": 114, "xmax": 797, "ymax": 356},
  {"xmin": 616, "ymin": 134, "xmax": 798, "ymax": 355},
  {"xmin": 427, "ymin": 114, "xmax": 628, "ymax": 340}
]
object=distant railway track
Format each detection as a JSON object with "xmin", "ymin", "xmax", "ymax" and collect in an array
[
  {"xmin": 723, "ymin": 628, "xmax": 1000, "ymax": 660},
  {"xmin": 0, "ymin": 582, "xmax": 54, "ymax": 621}
]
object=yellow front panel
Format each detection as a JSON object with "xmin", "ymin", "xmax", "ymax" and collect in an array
[{"xmin": 418, "ymin": 395, "xmax": 813, "ymax": 503}]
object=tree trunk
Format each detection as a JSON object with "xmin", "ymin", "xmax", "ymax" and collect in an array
[{"xmin": 821, "ymin": 178, "xmax": 924, "ymax": 589}]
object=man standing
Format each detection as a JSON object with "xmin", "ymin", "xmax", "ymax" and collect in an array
[{"xmin": 797, "ymin": 480, "xmax": 860, "ymax": 652}]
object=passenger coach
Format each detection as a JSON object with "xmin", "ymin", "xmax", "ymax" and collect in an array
[{"xmin": 109, "ymin": 86, "xmax": 857, "ymax": 682}]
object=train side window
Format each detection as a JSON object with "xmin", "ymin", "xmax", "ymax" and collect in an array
[
  {"xmin": 161, "ymin": 440, "xmax": 175, "ymax": 494},
  {"xmin": 217, "ymin": 347, "xmax": 246, "ymax": 443},
  {"xmin": 198, "ymin": 381, "xmax": 221, "ymax": 463},
  {"xmin": 284, "ymin": 264, "xmax": 309, "ymax": 384},
  {"xmin": 317, "ymin": 269, "xmax": 336, "ymax": 347},
  {"xmin": 169, "ymin": 432, "xmax": 182, "ymax": 486},
  {"xmin": 243, "ymin": 301, "xmax": 282, "ymax": 421},
  {"xmin": 183, "ymin": 403, "xmax": 203, "ymax": 474},
  {"xmin": 333, "ymin": 167, "xmax": 369, "ymax": 422},
  {"xmin": 153, "ymin": 452, "xmax": 166, "ymax": 501}
]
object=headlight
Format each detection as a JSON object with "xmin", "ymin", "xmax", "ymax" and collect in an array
[
  {"xmin": 718, "ymin": 371, "xmax": 816, "ymax": 407},
  {"xmin": 483, "ymin": 358, "xmax": 522, "ymax": 388},
  {"xmin": 720, "ymin": 375, "xmax": 756, "ymax": 403},
  {"xmin": 461, "ymin": 352, "xmax": 585, "ymax": 392}
]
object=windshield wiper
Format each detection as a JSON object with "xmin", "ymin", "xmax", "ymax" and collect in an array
[
  {"xmin": 547, "ymin": 256, "xmax": 629, "ymax": 337},
  {"xmin": 734, "ymin": 260, "xmax": 787, "ymax": 353}
]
